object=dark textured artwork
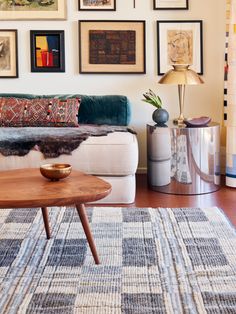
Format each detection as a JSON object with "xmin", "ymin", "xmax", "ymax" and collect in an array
[{"xmin": 89, "ymin": 30, "xmax": 136, "ymax": 64}]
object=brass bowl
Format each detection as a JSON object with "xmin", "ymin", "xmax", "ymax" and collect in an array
[{"xmin": 40, "ymin": 163, "xmax": 72, "ymax": 181}]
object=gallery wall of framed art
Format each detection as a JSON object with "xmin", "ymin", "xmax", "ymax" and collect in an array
[{"xmin": 0, "ymin": 1, "xmax": 205, "ymax": 78}]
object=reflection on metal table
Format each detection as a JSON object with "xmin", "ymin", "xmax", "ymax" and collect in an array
[{"xmin": 147, "ymin": 121, "xmax": 221, "ymax": 195}]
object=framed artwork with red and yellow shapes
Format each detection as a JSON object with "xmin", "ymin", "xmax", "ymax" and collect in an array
[{"xmin": 30, "ymin": 30, "xmax": 65, "ymax": 73}]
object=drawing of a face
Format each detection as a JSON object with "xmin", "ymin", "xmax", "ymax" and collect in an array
[
  {"xmin": 167, "ymin": 30, "xmax": 193, "ymax": 65},
  {"xmin": 0, "ymin": 37, "xmax": 10, "ymax": 70},
  {"xmin": 0, "ymin": 40, "xmax": 4, "ymax": 57}
]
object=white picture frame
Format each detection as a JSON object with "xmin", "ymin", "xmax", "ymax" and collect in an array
[{"xmin": 154, "ymin": 0, "xmax": 188, "ymax": 10}]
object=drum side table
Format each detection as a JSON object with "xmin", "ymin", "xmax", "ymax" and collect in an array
[{"xmin": 147, "ymin": 121, "xmax": 221, "ymax": 195}]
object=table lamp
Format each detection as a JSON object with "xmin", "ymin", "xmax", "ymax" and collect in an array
[{"xmin": 158, "ymin": 64, "xmax": 204, "ymax": 126}]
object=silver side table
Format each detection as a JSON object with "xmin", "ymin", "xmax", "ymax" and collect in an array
[{"xmin": 147, "ymin": 121, "xmax": 221, "ymax": 195}]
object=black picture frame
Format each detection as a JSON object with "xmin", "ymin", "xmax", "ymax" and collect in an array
[
  {"xmin": 79, "ymin": 20, "xmax": 146, "ymax": 74},
  {"xmin": 30, "ymin": 30, "xmax": 65, "ymax": 73},
  {"xmin": 157, "ymin": 20, "xmax": 203, "ymax": 75},
  {"xmin": 79, "ymin": 0, "xmax": 116, "ymax": 11},
  {"xmin": 0, "ymin": 29, "xmax": 18, "ymax": 78},
  {"xmin": 154, "ymin": 0, "xmax": 188, "ymax": 10}
]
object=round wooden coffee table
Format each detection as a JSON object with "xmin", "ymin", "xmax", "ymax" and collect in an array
[{"xmin": 0, "ymin": 168, "xmax": 112, "ymax": 264}]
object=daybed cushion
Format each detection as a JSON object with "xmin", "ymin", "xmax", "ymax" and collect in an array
[{"xmin": 0, "ymin": 132, "xmax": 138, "ymax": 176}]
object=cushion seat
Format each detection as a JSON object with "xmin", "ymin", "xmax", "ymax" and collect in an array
[{"xmin": 0, "ymin": 132, "xmax": 138, "ymax": 176}]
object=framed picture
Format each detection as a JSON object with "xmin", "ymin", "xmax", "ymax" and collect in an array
[
  {"xmin": 79, "ymin": 20, "xmax": 146, "ymax": 74},
  {"xmin": 0, "ymin": 0, "xmax": 66, "ymax": 20},
  {"xmin": 79, "ymin": 0, "xmax": 116, "ymax": 11},
  {"xmin": 154, "ymin": 0, "xmax": 188, "ymax": 10},
  {"xmin": 157, "ymin": 20, "xmax": 203, "ymax": 75},
  {"xmin": 30, "ymin": 30, "xmax": 65, "ymax": 72},
  {"xmin": 0, "ymin": 29, "xmax": 18, "ymax": 78}
]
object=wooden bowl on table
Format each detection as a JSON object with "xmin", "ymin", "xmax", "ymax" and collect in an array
[{"xmin": 40, "ymin": 163, "xmax": 72, "ymax": 181}]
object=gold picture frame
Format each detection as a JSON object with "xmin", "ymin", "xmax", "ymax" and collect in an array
[
  {"xmin": 0, "ymin": 0, "xmax": 66, "ymax": 20},
  {"xmin": 79, "ymin": 20, "xmax": 146, "ymax": 74},
  {"xmin": 0, "ymin": 29, "xmax": 18, "ymax": 78}
]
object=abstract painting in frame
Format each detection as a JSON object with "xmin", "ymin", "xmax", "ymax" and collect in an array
[
  {"xmin": 157, "ymin": 20, "xmax": 203, "ymax": 75},
  {"xmin": 0, "ymin": 29, "xmax": 18, "ymax": 78},
  {"xmin": 30, "ymin": 30, "xmax": 65, "ymax": 72},
  {"xmin": 79, "ymin": 0, "xmax": 116, "ymax": 11},
  {"xmin": 0, "ymin": 0, "xmax": 66, "ymax": 20},
  {"xmin": 154, "ymin": 0, "xmax": 188, "ymax": 10},
  {"xmin": 79, "ymin": 20, "xmax": 146, "ymax": 74}
]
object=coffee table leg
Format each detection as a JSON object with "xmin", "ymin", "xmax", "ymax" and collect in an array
[
  {"xmin": 41, "ymin": 207, "xmax": 51, "ymax": 240},
  {"xmin": 76, "ymin": 204, "xmax": 100, "ymax": 265}
]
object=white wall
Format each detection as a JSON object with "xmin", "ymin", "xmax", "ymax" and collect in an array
[{"xmin": 0, "ymin": 0, "xmax": 226, "ymax": 172}]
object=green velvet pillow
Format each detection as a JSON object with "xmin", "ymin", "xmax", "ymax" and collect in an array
[{"xmin": 78, "ymin": 95, "xmax": 131, "ymax": 125}]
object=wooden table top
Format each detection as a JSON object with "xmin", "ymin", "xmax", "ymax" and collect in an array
[{"xmin": 0, "ymin": 168, "xmax": 112, "ymax": 208}]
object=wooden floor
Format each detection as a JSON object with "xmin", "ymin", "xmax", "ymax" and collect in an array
[{"xmin": 134, "ymin": 174, "xmax": 236, "ymax": 227}]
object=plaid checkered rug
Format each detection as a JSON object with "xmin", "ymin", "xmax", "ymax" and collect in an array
[{"xmin": 0, "ymin": 206, "xmax": 236, "ymax": 313}]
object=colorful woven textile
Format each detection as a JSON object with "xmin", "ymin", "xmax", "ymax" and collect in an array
[
  {"xmin": 0, "ymin": 97, "xmax": 80, "ymax": 127},
  {"xmin": 0, "ymin": 206, "xmax": 235, "ymax": 313},
  {"xmin": 0, "ymin": 97, "xmax": 26, "ymax": 127},
  {"xmin": 224, "ymin": 0, "xmax": 236, "ymax": 186}
]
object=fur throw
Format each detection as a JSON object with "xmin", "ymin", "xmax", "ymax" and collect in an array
[{"xmin": 0, "ymin": 125, "xmax": 136, "ymax": 158}]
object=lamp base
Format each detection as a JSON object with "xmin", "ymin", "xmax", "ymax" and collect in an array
[{"xmin": 173, "ymin": 117, "xmax": 186, "ymax": 127}]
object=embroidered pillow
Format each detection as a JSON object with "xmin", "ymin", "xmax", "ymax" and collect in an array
[
  {"xmin": 47, "ymin": 98, "xmax": 80, "ymax": 127},
  {"xmin": 23, "ymin": 98, "xmax": 50, "ymax": 126},
  {"xmin": 0, "ymin": 97, "xmax": 26, "ymax": 127},
  {"xmin": 0, "ymin": 97, "xmax": 81, "ymax": 127},
  {"xmin": 23, "ymin": 98, "xmax": 80, "ymax": 127}
]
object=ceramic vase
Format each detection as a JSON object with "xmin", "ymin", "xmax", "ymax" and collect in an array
[{"xmin": 152, "ymin": 108, "xmax": 169, "ymax": 125}]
